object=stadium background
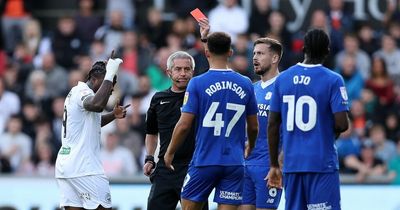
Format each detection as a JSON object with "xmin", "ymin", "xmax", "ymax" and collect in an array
[{"xmin": 0, "ymin": 0, "xmax": 399, "ymax": 209}]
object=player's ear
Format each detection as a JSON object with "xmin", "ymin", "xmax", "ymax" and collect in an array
[
  {"xmin": 228, "ymin": 49, "xmax": 233, "ymax": 57},
  {"xmin": 205, "ymin": 49, "xmax": 210, "ymax": 58},
  {"xmin": 272, "ymin": 54, "xmax": 279, "ymax": 64}
]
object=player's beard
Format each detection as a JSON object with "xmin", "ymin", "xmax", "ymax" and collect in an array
[{"xmin": 255, "ymin": 65, "xmax": 271, "ymax": 76}]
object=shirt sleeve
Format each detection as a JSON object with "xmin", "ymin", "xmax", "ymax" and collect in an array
[
  {"xmin": 182, "ymin": 79, "xmax": 199, "ymax": 115},
  {"xmin": 78, "ymin": 87, "xmax": 94, "ymax": 108},
  {"xmin": 246, "ymin": 83, "xmax": 258, "ymax": 116},
  {"xmin": 145, "ymin": 95, "xmax": 159, "ymax": 135},
  {"xmin": 330, "ymin": 75, "xmax": 349, "ymax": 113},
  {"xmin": 269, "ymin": 78, "xmax": 281, "ymax": 113}
]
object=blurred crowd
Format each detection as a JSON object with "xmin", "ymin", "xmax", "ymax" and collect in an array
[{"xmin": 0, "ymin": 0, "xmax": 399, "ymax": 184}]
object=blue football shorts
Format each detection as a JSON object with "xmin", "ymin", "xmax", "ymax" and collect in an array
[
  {"xmin": 242, "ymin": 165, "xmax": 282, "ymax": 208},
  {"xmin": 284, "ymin": 171, "xmax": 341, "ymax": 210},
  {"xmin": 181, "ymin": 165, "xmax": 244, "ymax": 205}
]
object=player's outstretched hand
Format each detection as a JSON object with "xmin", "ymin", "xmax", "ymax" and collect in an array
[
  {"xmin": 113, "ymin": 99, "xmax": 130, "ymax": 119},
  {"xmin": 198, "ymin": 18, "xmax": 210, "ymax": 40},
  {"xmin": 266, "ymin": 167, "xmax": 282, "ymax": 189},
  {"xmin": 164, "ymin": 152, "xmax": 175, "ymax": 171},
  {"xmin": 143, "ymin": 162, "xmax": 155, "ymax": 176},
  {"xmin": 105, "ymin": 50, "xmax": 123, "ymax": 81}
]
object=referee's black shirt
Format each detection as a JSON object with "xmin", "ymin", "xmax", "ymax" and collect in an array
[{"xmin": 145, "ymin": 88, "xmax": 195, "ymax": 165}]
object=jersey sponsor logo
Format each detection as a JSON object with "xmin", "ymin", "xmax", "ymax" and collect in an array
[
  {"xmin": 219, "ymin": 191, "xmax": 242, "ymax": 200},
  {"xmin": 339, "ymin": 86, "xmax": 348, "ymax": 101},
  {"xmin": 265, "ymin": 92, "xmax": 272, "ymax": 100},
  {"xmin": 160, "ymin": 100, "xmax": 170, "ymax": 105},
  {"xmin": 59, "ymin": 146, "xmax": 71, "ymax": 155},
  {"xmin": 307, "ymin": 202, "xmax": 332, "ymax": 210},
  {"xmin": 267, "ymin": 198, "xmax": 275, "ymax": 203},
  {"xmin": 79, "ymin": 192, "xmax": 91, "ymax": 201},
  {"xmin": 258, "ymin": 104, "xmax": 269, "ymax": 117},
  {"xmin": 183, "ymin": 92, "xmax": 189, "ymax": 105}
]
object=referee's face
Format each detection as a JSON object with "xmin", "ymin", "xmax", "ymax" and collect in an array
[{"xmin": 168, "ymin": 58, "xmax": 194, "ymax": 91}]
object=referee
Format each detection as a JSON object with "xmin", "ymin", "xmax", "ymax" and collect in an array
[{"xmin": 144, "ymin": 51, "xmax": 208, "ymax": 210}]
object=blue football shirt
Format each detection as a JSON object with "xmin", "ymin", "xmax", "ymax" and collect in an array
[
  {"xmin": 182, "ymin": 69, "xmax": 258, "ymax": 166},
  {"xmin": 245, "ymin": 77, "xmax": 277, "ymax": 166},
  {"xmin": 269, "ymin": 63, "xmax": 349, "ymax": 173}
]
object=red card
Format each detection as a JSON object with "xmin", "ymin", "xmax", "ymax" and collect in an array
[{"xmin": 190, "ymin": 8, "xmax": 206, "ymax": 22}]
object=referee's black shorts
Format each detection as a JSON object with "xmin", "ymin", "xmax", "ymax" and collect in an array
[{"xmin": 147, "ymin": 161, "xmax": 208, "ymax": 210}]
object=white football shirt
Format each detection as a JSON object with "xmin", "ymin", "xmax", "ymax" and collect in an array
[{"xmin": 55, "ymin": 82, "xmax": 104, "ymax": 178}]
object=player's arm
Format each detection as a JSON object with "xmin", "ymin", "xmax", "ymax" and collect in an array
[
  {"xmin": 101, "ymin": 101, "xmax": 130, "ymax": 127},
  {"xmin": 334, "ymin": 111, "xmax": 349, "ymax": 139},
  {"xmin": 84, "ymin": 53, "xmax": 122, "ymax": 112},
  {"xmin": 83, "ymin": 84, "xmax": 113, "ymax": 112},
  {"xmin": 268, "ymin": 111, "xmax": 281, "ymax": 168},
  {"xmin": 164, "ymin": 112, "xmax": 195, "ymax": 170},
  {"xmin": 246, "ymin": 114, "xmax": 258, "ymax": 153}
]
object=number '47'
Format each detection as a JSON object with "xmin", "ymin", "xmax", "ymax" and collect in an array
[{"xmin": 203, "ymin": 102, "xmax": 245, "ymax": 137}]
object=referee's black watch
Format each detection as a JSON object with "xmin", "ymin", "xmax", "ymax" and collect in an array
[
  {"xmin": 200, "ymin": 37, "xmax": 207, "ymax": 43},
  {"xmin": 145, "ymin": 155, "xmax": 156, "ymax": 169}
]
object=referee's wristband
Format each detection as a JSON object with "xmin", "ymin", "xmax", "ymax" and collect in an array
[{"xmin": 145, "ymin": 155, "xmax": 156, "ymax": 169}]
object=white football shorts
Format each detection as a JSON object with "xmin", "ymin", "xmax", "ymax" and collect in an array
[{"xmin": 56, "ymin": 175, "xmax": 112, "ymax": 209}]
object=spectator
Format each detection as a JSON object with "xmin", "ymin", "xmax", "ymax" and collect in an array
[
  {"xmin": 100, "ymin": 132, "xmax": 138, "ymax": 177},
  {"xmin": 105, "ymin": 0, "xmax": 134, "ymax": 29},
  {"xmin": 139, "ymin": 7, "xmax": 169, "ymax": 49},
  {"xmin": 89, "ymin": 39, "xmax": 108, "ymax": 62},
  {"xmin": 247, "ymin": 0, "xmax": 272, "ymax": 39},
  {"xmin": 344, "ymin": 141, "xmax": 386, "ymax": 182},
  {"xmin": 326, "ymin": 0, "xmax": 353, "ymax": 33},
  {"xmin": 388, "ymin": 21, "xmax": 400, "ymax": 47},
  {"xmin": 367, "ymin": 124, "xmax": 397, "ymax": 163},
  {"xmin": 373, "ymin": 34, "xmax": 400, "ymax": 84},
  {"xmin": 39, "ymin": 53, "xmax": 69, "ymax": 98},
  {"xmin": 145, "ymin": 48, "xmax": 173, "ymax": 91},
  {"xmin": 51, "ymin": 96, "xmax": 64, "ymax": 145},
  {"xmin": 67, "ymin": 69, "xmax": 84, "ymax": 90},
  {"xmin": 117, "ymin": 31, "xmax": 152, "ymax": 76},
  {"xmin": 337, "ymin": 54, "xmax": 364, "ymax": 105},
  {"xmin": 74, "ymin": 0, "xmax": 102, "ymax": 52},
  {"xmin": 335, "ymin": 33, "xmax": 371, "ymax": 79},
  {"xmin": 385, "ymin": 113, "xmax": 400, "ymax": 143},
  {"xmin": 95, "ymin": 10, "xmax": 126, "ymax": 55},
  {"xmin": 33, "ymin": 142, "xmax": 55, "ymax": 176},
  {"xmin": 0, "ymin": 78, "xmax": 21, "ymax": 134},
  {"xmin": 357, "ymin": 23, "xmax": 380, "ymax": 57},
  {"xmin": 208, "ymin": 0, "xmax": 248, "ymax": 42},
  {"xmin": 115, "ymin": 117, "xmax": 143, "ymax": 169},
  {"xmin": 349, "ymin": 99, "xmax": 367, "ymax": 138},
  {"xmin": 0, "ymin": 115, "xmax": 32, "ymax": 172},
  {"xmin": 21, "ymin": 99, "xmax": 39, "ymax": 139},
  {"xmin": 0, "ymin": 0, "xmax": 32, "ymax": 53},
  {"xmin": 365, "ymin": 56, "xmax": 396, "ymax": 122},
  {"xmin": 52, "ymin": 16, "xmax": 84, "ymax": 69}
]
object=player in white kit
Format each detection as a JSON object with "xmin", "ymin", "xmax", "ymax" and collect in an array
[{"xmin": 55, "ymin": 52, "xmax": 129, "ymax": 210}]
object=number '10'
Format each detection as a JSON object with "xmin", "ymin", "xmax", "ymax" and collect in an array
[{"xmin": 283, "ymin": 95, "xmax": 317, "ymax": 131}]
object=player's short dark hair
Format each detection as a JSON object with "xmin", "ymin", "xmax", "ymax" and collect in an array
[
  {"xmin": 254, "ymin": 37, "xmax": 283, "ymax": 61},
  {"xmin": 303, "ymin": 28, "xmax": 330, "ymax": 61},
  {"xmin": 86, "ymin": 61, "xmax": 106, "ymax": 81},
  {"xmin": 206, "ymin": 32, "xmax": 231, "ymax": 55}
]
